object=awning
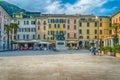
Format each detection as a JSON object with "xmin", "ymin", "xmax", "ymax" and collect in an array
[
  {"xmin": 67, "ymin": 41, "xmax": 77, "ymax": 44},
  {"xmin": 39, "ymin": 41, "xmax": 52, "ymax": 44},
  {"xmin": 15, "ymin": 40, "xmax": 38, "ymax": 43}
]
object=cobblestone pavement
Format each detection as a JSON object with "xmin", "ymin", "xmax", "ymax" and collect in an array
[
  {"xmin": 0, "ymin": 49, "xmax": 89, "ymax": 57},
  {"xmin": 0, "ymin": 50, "xmax": 120, "ymax": 80}
]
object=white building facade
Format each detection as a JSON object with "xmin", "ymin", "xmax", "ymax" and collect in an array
[
  {"xmin": 0, "ymin": 6, "xmax": 11, "ymax": 51},
  {"xmin": 14, "ymin": 18, "xmax": 36, "ymax": 49}
]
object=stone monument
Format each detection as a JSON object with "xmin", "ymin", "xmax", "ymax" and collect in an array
[{"xmin": 56, "ymin": 32, "xmax": 66, "ymax": 50}]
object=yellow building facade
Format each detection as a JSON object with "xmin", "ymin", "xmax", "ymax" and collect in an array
[
  {"xmin": 108, "ymin": 10, "xmax": 120, "ymax": 46},
  {"xmin": 98, "ymin": 16, "xmax": 112, "ymax": 47},
  {"xmin": 78, "ymin": 15, "xmax": 98, "ymax": 47},
  {"xmin": 36, "ymin": 14, "xmax": 66, "ymax": 44}
]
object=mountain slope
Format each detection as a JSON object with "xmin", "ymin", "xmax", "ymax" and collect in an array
[{"xmin": 0, "ymin": 1, "xmax": 26, "ymax": 17}]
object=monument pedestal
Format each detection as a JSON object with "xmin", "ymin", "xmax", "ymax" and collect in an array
[{"xmin": 56, "ymin": 40, "xmax": 67, "ymax": 50}]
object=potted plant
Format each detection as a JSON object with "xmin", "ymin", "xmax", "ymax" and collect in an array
[
  {"xmin": 101, "ymin": 46, "xmax": 108, "ymax": 55},
  {"xmin": 107, "ymin": 46, "xmax": 113, "ymax": 56},
  {"xmin": 101, "ymin": 46, "xmax": 106, "ymax": 55},
  {"xmin": 114, "ymin": 45, "xmax": 120, "ymax": 58}
]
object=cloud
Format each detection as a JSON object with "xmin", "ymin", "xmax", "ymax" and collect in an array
[{"xmin": 2, "ymin": 0, "xmax": 118, "ymax": 15}]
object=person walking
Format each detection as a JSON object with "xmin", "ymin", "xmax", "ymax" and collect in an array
[{"xmin": 91, "ymin": 46, "xmax": 97, "ymax": 55}]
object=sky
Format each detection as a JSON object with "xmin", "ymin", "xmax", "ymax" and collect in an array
[{"xmin": 1, "ymin": 0, "xmax": 120, "ymax": 16}]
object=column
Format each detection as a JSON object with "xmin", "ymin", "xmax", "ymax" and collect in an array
[{"xmin": 111, "ymin": 39, "xmax": 113, "ymax": 47}]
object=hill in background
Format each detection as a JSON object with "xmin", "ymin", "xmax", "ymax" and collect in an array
[{"xmin": 0, "ymin": 1, "xmax": 26, "ymax": 17}]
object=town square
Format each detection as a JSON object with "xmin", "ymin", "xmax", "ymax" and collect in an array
[{"xmin": 0, "ymin": 0, "xmax": 120, "ymax": 80}]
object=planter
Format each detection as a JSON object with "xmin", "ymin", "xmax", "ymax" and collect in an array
[
  {"xmin": 108, "ymin": 52, "xmax": 111, "ymax": 56},
  {"xmin": 116, "ymin": 53, "xmax": 120, "ymax": 58},
  {"xmin": 102, "ymin": 51, "xmax": 105, "ymax": 55}
]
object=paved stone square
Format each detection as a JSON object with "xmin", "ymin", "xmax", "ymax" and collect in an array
[{"xmin": 0, "ymin": 50, "xmax": 120, "ymax": 80}]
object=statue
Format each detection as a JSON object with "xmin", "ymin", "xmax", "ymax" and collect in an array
[{"xmin": 57, "ymin": 32, "xmax": 65, "ymax": 40}]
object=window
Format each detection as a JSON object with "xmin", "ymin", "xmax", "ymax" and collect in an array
[
  {"xmin": 63, "ymin": 24, "xmax": 65, "ymax": 28},
  {"xmin": 74, "ymin": 25, "xmax": 76, "ymax": 30},
  {"xmin": 79, "ymin": 29, "xmax": 82, "ymax": 34},
  {"xmin": 28, "ymin": 28, "xmax": 30, "ymax": 32},
  {"xmin": 56, "ymin": 19, "xmax": 58, "ymax": 23},
  {"xmin": 48, "ymin": 31, "xmax": 51, "ymax": 35},
  {"xmin": 100, "ymin": 30, "xmax": 102, "ymax": 34},
  {"xmin": 18, "ymin": 21, "xmax": 20, "ymax": 25},
  {"xmin": 100, "ymin": 23, "xmax": 102, "ymax": 27},
  {"xmin": 74, "ymin": 33, "xmax": 76, "ymax": 38},
  {"xmin": 58, "ymin": 24, "xmax": 60, "ymax": 28},
  {"xmin": 44, "ymin": 26, "xmax": 46, "ymax": 30},
  {"xmin": 44, "ymin": 34, "xmax": 46, "ymax": 39},
  {"xmin": 87, "ymin": 22, "xmax": 89, "ymax": 27},
  {"xmin": 50, "ymin": 37, "xmax": 52, "ymax": 40},
  {"xmin": 67, "ymin": 25, "xmax": 70, "ymax": 29},
  {"xmin": 68, "ymin": 19, "xmax": 70, "ymax": 24},
  {"xmin": 31, "ymin": 21, "xmax": 35, "ymax": 25},
  {"xmin": 95, "ymin": 36, "xmax": 97, "ymax": 39},
  {"xmin": 87, "ymin": 29, "xmax": 89, "ymax": 34},
  {"xmin": 14, "ymin": 36, "xmax": 16, "ymax": 40},
  {"xmin": 48, "ymin": 19, "xmax": 51, "ymax": 23},
  {"xmin": 58, "ymin": 19, "xmax": 60, "ymax": 23},
  {"xmin": 109, "ymin": 30, "xmax": 112, "ymax": 34},
  {"xmin": 49, "ymin": 24, "xmax": 51, "ymax": 28},
  {"xmin": 54, "ymin": 19, "xmax": 56, "ymax": 23},
  {"xmin": 33, "ymin": 35, "xmax": 35, "ymax": 39},
  {"xmin": 24, "ymin": 21, "xmax": 26, "ymax": 25},
  {"xmin": 17, "ymin": 35, "xmax": 19, "ymax": 40},
  {"xmin": 23, "ymin": 35, "xmax": 25, "ymax": 40},
  {"xmin": 94, "ymin": 30, "xmax": 97, "ymax": 34},
  {"xmin": 26, "ymin": 35, "xmax": 29, "ymax": 40},
  {"xmin": 43, "ymin": 21, "xmax": 46, "ymax": 25},
  {"xmin": 95, "ymin": 22, "xmax": 97, "ymax": 27},
  {"xmin": 87, "ymin": 36, "xmax": 89, "ymax": 39},
  {"xmin": 79, "ymin": 36, "xmax": 83, "ymax": 39},
  {"xmin": 27, "ymin": 21, "xmax": 29, "ymax": 25},
  {"xmin": 22, "ymin": 28, "xmax": 24, "ymax": 32},
  {"xmin": 79, "ymin": 22, "xmax": 82, "ymax": 27},
  {"xmin": 63, "ymin": 19, "xmax": 66, "ymax": 23},
  {"xmin": 38, "ymin": 34, "xmax": 40, "ymax": 39},
  {"xmin": 54, "ymin": 24, "xmax": 56, "ymax": 28},
  {"xmin": 74, "ymin": 19, "xmax": 76, "ymax": 24}
]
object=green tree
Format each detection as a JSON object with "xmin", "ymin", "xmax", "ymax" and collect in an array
[
  {"xmin": 5, "ymin": 23, "xmax": 19, "ymax": 50},
  {"xmin": 4, "ymin": 24, "xmax": 12, "ymax": 50},
  {"xmin": 112, "ymin": 23, "xmax": 120, "ymax": 56},
  {"xmin": 10, "ymin": 23, "xmax": 19, "ymax": 31},
  {"xmin": 112, "ymin": 23, "xmax": 120, "ymax": 45}
]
